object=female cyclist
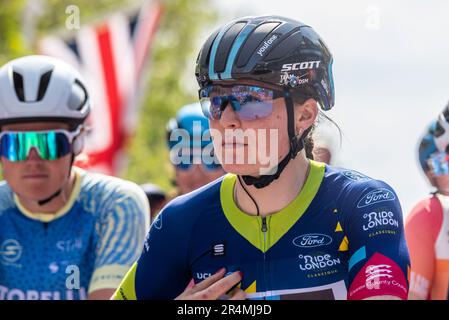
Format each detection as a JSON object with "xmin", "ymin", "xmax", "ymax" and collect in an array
[{"xmin": 113, "ymin": 15, "xmax": 410, "ymax": 300}]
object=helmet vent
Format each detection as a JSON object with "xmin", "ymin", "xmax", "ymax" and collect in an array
[
  {"xmin": 68, "ymin": 79, "xmax": 88, "ymax": 111},
  {"xmin": 236, "ymin": 22, "xmax": 280, "ymax": 68},
  {"xmin": 37, "ymin": 70, "xmax": 53, "ymax": 101},
  {"xmin": 214, "ymin": 22, "xmax": 246, "ymax": 73},
  {"xmin": 12, "ymin": 71, "xmax": 25, "ymax": 102}
]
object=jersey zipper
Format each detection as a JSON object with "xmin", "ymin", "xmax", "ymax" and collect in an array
[{"xmin": 260, "ymin": 216, "xmax": 270, "ymax": 300}]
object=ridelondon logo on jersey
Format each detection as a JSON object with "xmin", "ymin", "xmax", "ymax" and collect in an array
[
  {"xmin": 362, "ymin": 211, "xmax": 399, "ymax": 232},
  {"xmin": 348, "ymin": 253, "xmax": 407, "ymax": 300},
  {"xmin": 298, "ymin": 254, "xmax": 341, "ymax": 271}
]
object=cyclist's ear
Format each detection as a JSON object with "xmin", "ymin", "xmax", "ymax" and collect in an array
[
  {"xmin": 72, "ymin": 131, "xmax": 86, "ymax": 155},
  {"xmin": 295, "ymin": 98, "xmax": 318, "ymax": 133}
]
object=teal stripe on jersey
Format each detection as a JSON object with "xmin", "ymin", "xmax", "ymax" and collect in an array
[{"xmin": 348, "ymin": 246, "xmax": 366, "ymax": 272}]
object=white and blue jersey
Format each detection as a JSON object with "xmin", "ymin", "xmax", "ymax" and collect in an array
[{"xmin": 0, "ymin": 167, "xmax": 150, "ymax": 300}]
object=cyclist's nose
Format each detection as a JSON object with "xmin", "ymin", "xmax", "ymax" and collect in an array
[
  {"xmin": 26, "ymin": 147, "xmax": 43, "ymax": 161},
  {"xmin": 219, "ymin": 101, "xmax": 240, "ymax": 129}
]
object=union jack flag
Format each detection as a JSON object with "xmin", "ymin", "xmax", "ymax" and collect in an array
[{"xmin": 39, "ymin": 1, "xmax": 163, "ymax": 175}]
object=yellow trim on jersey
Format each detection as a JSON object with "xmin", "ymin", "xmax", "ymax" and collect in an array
[
  {"xmin": 111, "ymin": 262, "xmax": 138, "ymax": 300},
  {"xmin": 220, "ymin": 160, "xmax": 326, "ymax": 253},
  {"xmin": 88, "ymin": 264, "xmax": 134, "ymax": 294},
  {"xmin": 14, "ymin": 167, "xmax": 83, "ymax": 223}
]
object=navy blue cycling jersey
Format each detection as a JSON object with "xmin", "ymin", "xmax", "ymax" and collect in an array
[{"xmin": 113, "ymin": 160, "xmax": 410, "ymax": 300}]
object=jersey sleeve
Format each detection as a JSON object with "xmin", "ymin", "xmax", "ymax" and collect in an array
[
  {"xmin": 342, "ymin": 180, "xmax": 410, "ymax": 300},
  {"xmin": 112, "ymin": 198, "xmax": 193, "ymax": 300},
  {"xmin": 405, "ymin": 196, "xmax": 442, "ymax": 299},
  {"xmin": 87, "ymin": 182, "xmax": 150, "ymax": 294}
]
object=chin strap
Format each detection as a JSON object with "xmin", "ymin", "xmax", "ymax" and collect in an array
[
  {"xmin": 242, "ymin": 89, "xmax": 311, "ymax": 189},
  {"xmin": 37, "ymin": 189, "xmax": 63, "ymax": 206},
  {"xmin": 37, "ymin": 154, "xmax": 75, "ymax": 206}
]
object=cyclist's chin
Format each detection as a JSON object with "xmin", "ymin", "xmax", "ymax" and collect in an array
[
  {"xmin": 11, "ymin": 180, "xmax": 61, "ymax": 202},
  {"xmin": 221, "ymin": 163, "xmax": 274, "ymax": 177}
]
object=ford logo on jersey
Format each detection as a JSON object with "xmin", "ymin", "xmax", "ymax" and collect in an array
[
  {"xmin": 293, "ymin": 234, "xmax": 333, "ymax": 248},
  {"xmin": 357, "ymin": 188, "xmax": 396, "ymax": 208}
]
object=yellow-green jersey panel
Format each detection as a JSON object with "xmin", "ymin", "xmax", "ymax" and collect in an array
[
  {"xmin": 114, "ymin": 161, "xmax": 410, "ymax": 300},
  {"xmin": 0, "ymin": 167, "xmax": 150, "ymax": 300}
]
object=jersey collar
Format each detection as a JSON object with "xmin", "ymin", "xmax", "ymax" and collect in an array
[
  {"xmin": 14, "ymin": 167, "xmax": 84, "ymax": 223},
  {"xmin": 220, "ymin": 160, "xmax": 326, "ymax": 253}
]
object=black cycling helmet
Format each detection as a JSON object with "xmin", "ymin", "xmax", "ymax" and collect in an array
[
  {"xmin": 195, "ymin": 15, "xmax": 335, "ymax": 188},
  {"xmin": 195, "ymin": 15, "xmax": 334, "ymax": 111}
]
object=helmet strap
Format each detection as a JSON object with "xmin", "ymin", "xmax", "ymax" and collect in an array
[
  {"xmin": 241, "ymin": 89, "xmax": 310, "ymax": 189},
  {"xmin": 37, "ymin": 154, "xmax": 75, "ymax": 206}
]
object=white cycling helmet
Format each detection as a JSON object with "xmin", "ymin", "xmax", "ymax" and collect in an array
[{"xmin": 0, "ymin": 55, "xmax": 90, "ymax": 130}]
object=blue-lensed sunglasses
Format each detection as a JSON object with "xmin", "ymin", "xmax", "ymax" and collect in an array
[
  {"xmin": 199, "ymin": 84, "xmax": 284, "ymax": 121},
  {"xmin": 0, "ymin": 128, "xmax": 80, "ymax": 162}
]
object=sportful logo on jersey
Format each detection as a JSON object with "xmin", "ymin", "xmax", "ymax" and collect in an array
[
  {"xmin": 362, "ymin": 211, "xmax": 399, "ymax": 231},
  {"xmin": 298, "ymin": 254, "xmax": 341, "ymax": 271},
  {"xmin": 343, "ymin": 170, "xmax": 371, "ymax": 182},
  {"xmin": 212, "ymin": 243, "xmax": 226, "ymax": 257},
  {"xmin": 0, "ymin": 239, "xmax": 22, "ymax": 266},
  {"xmin": 256, "ymin": 34, "xmax": 278, "ymax": 57},
  {"xmin": 357, "ymin": 188, "xmax": 396, "ymax": 208},
  {"xmin": 292, "ymin": 234, "xmax": 333, "ymax": 248}
]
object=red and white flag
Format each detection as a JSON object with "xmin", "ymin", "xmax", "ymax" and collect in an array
[{"xmin": 39, "ymin": 1, "xmax": 163, "ymax": 175}]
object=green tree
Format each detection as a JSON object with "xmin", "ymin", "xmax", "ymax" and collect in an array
[{"xmin": 122, "ymin": 0, "xmax": 215, "ymax": 192}]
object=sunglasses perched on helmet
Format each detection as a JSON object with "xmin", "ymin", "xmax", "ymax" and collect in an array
[
  {"xmin": 0, "ymin": 127, "xmax": 82, "ymax": 162},
  {"xmin": 199, "ymin": 84, "xmax": 288, "ymax": 121}
]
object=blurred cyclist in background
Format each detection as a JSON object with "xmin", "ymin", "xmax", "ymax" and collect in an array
[
  {"xmin": 139, "ymin": 103, "xmax": 225, "ymax": 221},
  {"xmin": 406, "ymin": 104, "xmax": 449, "ymax": 300},
  {"xmin": 312, "ymin": 117, "xmax": 340, "ymax": 165},
  {"xmin": 140, "ymin": 183, "xmax": 167, "ymax": 222},
  {"xmin": 166, "ymin": 102, "xmax": 225, "ymax": 195},
  {"xmin": 0, "ymin": 55, "xmax": 149, "ymax": 300}
]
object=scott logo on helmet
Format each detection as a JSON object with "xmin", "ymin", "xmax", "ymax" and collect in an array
[{"xmin": 281, "ymin": 60, "xmax": 321, "ymax": 72}]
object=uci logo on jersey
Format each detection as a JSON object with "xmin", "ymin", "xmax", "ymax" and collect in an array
[
  {"xmin": 357, "ymin": 188, "xmax": 396, "ymax": 208},
  {"xmin": 293, "ymin": 234, "xmax": 333, "ymax": 248}
]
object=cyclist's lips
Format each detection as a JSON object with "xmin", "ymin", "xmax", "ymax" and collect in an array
[
  {"xmin": 222, "ymin": 142, "xmax": 247, "ymax": 147},
  {"xmin": 22, "ymin": 174, "xmax": 49, "ymax": 180}
]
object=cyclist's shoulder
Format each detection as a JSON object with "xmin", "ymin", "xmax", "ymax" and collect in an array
[
  {"xmin": 325, "ymin": 164, "xmax": 394, "ymax": 188},
  {"xmin": 76, "ymin": 167, "xmax": 147, "ymax": 202},
  {"xmin": 406, "ymin": 193, "xmax": 443, "ymax": 226},
  {"xmin": 0, "ymin": 181, "xmax": 16, "ymax": 212},
  {"xmin": 323, "ymin": 165, "xmax": 398, "ymax": 207}
]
